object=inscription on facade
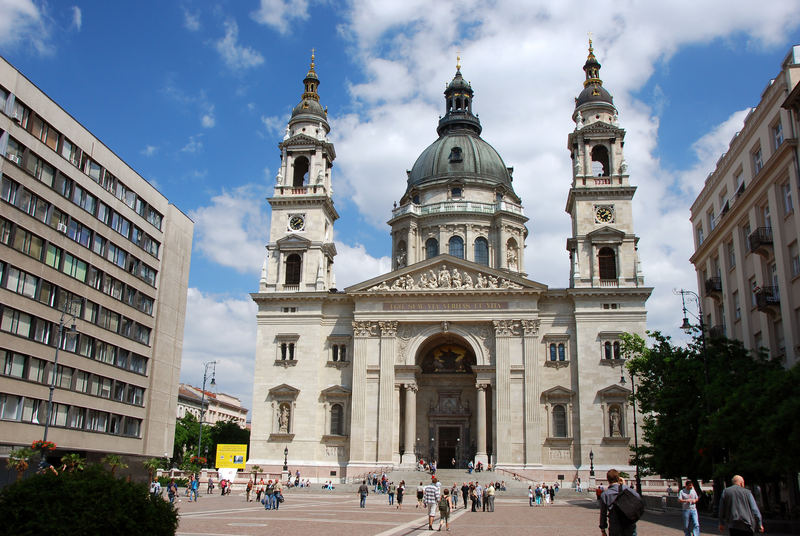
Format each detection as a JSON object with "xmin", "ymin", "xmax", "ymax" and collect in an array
[{"xmin": 383, "ymin": 302, "xmax": 508, "ymax": 311}]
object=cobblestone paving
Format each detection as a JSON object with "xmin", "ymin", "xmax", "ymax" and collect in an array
[{"xmin": 174, "ymin": 491, "xmax": 790, "ymax": 536}]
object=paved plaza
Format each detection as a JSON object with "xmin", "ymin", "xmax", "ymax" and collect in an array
[{"xmin": 173, "ymin": 489, "xmax": 791, "ymax": 536}]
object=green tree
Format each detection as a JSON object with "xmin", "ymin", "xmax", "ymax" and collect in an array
[
  {"xmin": 207, "ymin": 419, "xmax": 250, "ymax": 460},
  {"xmin": 102, "ymin": 454, "xmax": 128, "ymax": 476},
  {"xmin": 60, "ymin": 453, "xmax": 86, "ymax": 472},
  {"xmin": 143, "ymin": 457, "xmax": 167, "ymax": 482}
]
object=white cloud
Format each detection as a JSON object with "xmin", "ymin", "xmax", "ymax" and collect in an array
[
  {"xmin": 201, "ymin": 105, "xmax": 216, "ymax": 128},
  {"xmin": 251, "ymin": 0, "xmax": 309, "ymax": 34},
  {"xmin": 326, "ymin": 0, "xmax": 800, "ymax": 342},
  {"xmin": 181, "ymin": 135, "xmax": 203, "ymax": 153},
  {"xmin": 180, "ymin": 288, "xmax": 257, "ymax": 408},
  {"xmin": 183, "ymin": 8, "xmax": 200, "ymax": 31},
  {"xmin": 71, "ymin": 6, "xmax": 81, "ymax": 31},
  {"xmin": 215, "ymin": 19, "xmax": 265, "ymax": 71},
  {"xmin": 189, "ymin": 184, "xmax": 269, "ymax": 274},
  {"xmin": 0, "ymin": 0, "xmax": 50, "ymax": 54},
  {"xmin": 261, "ymin": 114, "xmax": 288, "ymax": 137},
  {"xmin": 141, "ymin": 144, "xmax": 158, "ymax": 157},
  {"xmin": 334, "ymin": 242, "xmax": 391, "ymax": 289}
]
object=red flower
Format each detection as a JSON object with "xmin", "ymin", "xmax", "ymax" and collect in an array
[{"xmin": 31, "ymin": 440, "xmax": 57, "ymax": 452}]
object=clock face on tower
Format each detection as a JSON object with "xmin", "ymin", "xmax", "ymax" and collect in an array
[
  {"xmin": 595, "ymin": 206, "xmax": 614, "ymax": 224},
  {"xmin": 289, "ymin": 214, "xmax": 305, "ymax": 231}
]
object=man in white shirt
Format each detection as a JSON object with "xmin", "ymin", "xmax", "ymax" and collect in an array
[
  {"xmin": 423, "ymin": 477, "xmax": 441, "ymax": 531},
  {"xmin": 678, "ymin": 480, "xmax": 700, "ymax": 536}
]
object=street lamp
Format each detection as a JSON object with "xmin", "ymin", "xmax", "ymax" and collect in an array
[
  {"xmin": 675, "ymin": 288, "xmax": 710, "ymax": 385},
  {"xmin": 589, "ymin": 449, "xmax": 595, "ymax": 477},
  {"xmin": 283, "ymin": 447, "xmax": 289, "ymax": 472},
  {"xmin": 196, "ymin": 361, "xmax": 217, "ymax": 465},
  {"xmin": 41, "ymin": 296, "xmax": 84, "ymax": 467},
  {"xmin": 619, "ymin": 365, "xmax": 642, "ymax": 494}
]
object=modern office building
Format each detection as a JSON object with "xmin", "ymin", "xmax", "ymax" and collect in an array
[
  {"xmin": 689, "ymin": 45, "xmax": 800, "ymax": 367},
  {"xmin": 177, "ymin": 383, "xmax": 248, "ymax": 428},
  {"xmin": 0, "ymin": 56, "xmax": 193, "ymax": 474},
  {"xmin": 248, "ymin": 46, "xmax": 651, "ymax": 481}
]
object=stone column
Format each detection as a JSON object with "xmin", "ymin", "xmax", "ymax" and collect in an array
[
  {"xmin": 392, "ymin": 384, "xmax": 401, "ymax": 464},
  {"xmin": 348, "ymin": 321, "xmax": 376, "ymax": 464},
  {"xmin": 492, "ymin": 320, "xmax": 513, "ymax": 465},
  {"xmin": 521, "ymin": 319, "xmax": 541, "ymax": 465},
  {"xmin": 475, "ymin": 383, "xmax": 488, "ymax": 467},
  {"xmin": 377, "ymin": 321, "xmax": 397, "ymax": 464},
  {"xmin": 401, "ymin": 384, "xmax": 418, "ymax": 466}
]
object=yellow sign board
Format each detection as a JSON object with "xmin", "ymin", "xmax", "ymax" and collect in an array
[{"xmin": 215, "ymin": 444, "xmax": 247, "ymax": 469}]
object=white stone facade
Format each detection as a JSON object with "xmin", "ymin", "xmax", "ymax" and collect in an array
[{"xmin": 249, "ymin": 47, "xmax": 651, "ymax": 482}]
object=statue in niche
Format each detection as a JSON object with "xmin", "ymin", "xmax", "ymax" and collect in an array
[
  {"xmin": 575, "ymin": 111, "xmax": 584, "ymax": 129},
  {"xmin": 276, "ymin": 169, "xmax": 283, "ymax": 185},
  {"xmin": 278, "ymin": 404, "xmax": 290, "ymax": 433},
  {"xmin": 507, "ymin": 249, "xmax": 518, "ymax": 271},
  {"xmin": 396, "ymin": 249, "xmax": 407, "ymax": 268},
  {"xmin": 619, "ymin": 160, "xmax": 628, "ymax": 174},
  {"xmin": 316, "ymin": 169, "xmax": 324, "ymax": 184},
  {"xmin": 283, "ymin": 126, "xmax": 290, "ymax": 140},
  {"xmin": 574, "ymin": 157, "xmax": 582, "ymax": 175},
  {"xmin": 609, "ymin": 406, "xmax": 621, "ymax": 437},
  {"xmin": 611, "ymin": 111, "xmax": 619, "ymax": 126}
]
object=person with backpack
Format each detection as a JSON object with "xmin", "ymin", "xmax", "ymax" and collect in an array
[
  {"xmin": 437, "ymin": 487, "xmax": 453, "ymax": 531},
  {"xmin": 599, "ymin": 469, "xmax": 644, "ymax": 536}
]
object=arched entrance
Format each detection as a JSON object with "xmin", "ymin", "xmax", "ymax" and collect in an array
[{"xmin": 399, "ymin": 333, "xmax": 489, "ymax": 469}]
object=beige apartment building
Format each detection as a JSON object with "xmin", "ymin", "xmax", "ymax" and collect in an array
[
  {"xmin": 0, "ymin": 56, "xmax": 193, "ymax": 476},
  {"xmin": 689, "ymin": 45, "xmax": 800, "ymax": 367},
  {"xmin": 177, "ymin": 383, "xmax": 248, "ymax": 427}
]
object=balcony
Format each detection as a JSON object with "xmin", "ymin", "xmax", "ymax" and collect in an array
[
  {"xmin": 754, "ymin": 286, "xmax": 780, "ymax": 314},
  {"xmin": 704, "ymin": 277, "xmax": 722, "ymax": 300},
  {"xmin": 391, "ymin": 200, "xmax": 524, "ymax": 219},
  {"xmin": 708, "ymin": 325, "xmax": 726, "ymax": 339},
  {"xmin": 748, "ymin": 227, "xmax": 773, "ymax": 257}
]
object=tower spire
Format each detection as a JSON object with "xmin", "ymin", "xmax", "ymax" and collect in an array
[{"xmin": 583, "ymin": 36, "xmax": 603, "ymax": 89}]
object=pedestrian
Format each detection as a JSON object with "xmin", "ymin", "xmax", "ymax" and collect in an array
[
  {"xmin": 486, "ymin": 482, "xmax": 495, "ymax": 512},
  {"xmin": 256, "ymin": 478, "xmax": 265, "ymax": 503},
  {"xmin": 678, "ymin": 480, "xmax": 700, "ymax": 536},
  {"xmin": 468, "ymin": 460, "xmax": 474, "ymax": 474},
  {"xmin": 167, "ymin": 478, "xmax": 178, "ymax": 504},
  {"xmin": 461, "ymin": 482, "xmax": 469, "ymax": 509},
  {"xmin": 438, "ymin": 487, "xmax": 453, "ymax": 531},
  {"xmin": 358, "ymin": 479, "xmax": 369, "ymax": 508},
  {"xmin": 549, "ymin": 485, "xmax": 555, "ymax": 504},
  {"xmin": 470, "ymin": 482, "xmax": 478, "ymax": 511},
  {"xmin": 190, "ymin": 474, "xmax": 199, "ymax": 502},
  {"xmin": 388, "ymin": 481, "xmax": 396, "ymax": 505},
  {"xmin": 424, "ymin": 476, "xmax": 441, "ymax": 531},
  {"xmin": 273, "ymin": 479, "xmax": 283, "ymax": 510},
  {"xmin": 450, "ymin": 484, "xmax": 458, "ymax": 508},
  {"xmin": 397, "ymin": 480, "xmax": 405, "ymax": 510},
  {"xmin": 475, "ymin": 482, "xmax": 483, "ymax": 510},
  {"xmin": 529, "ymin": 485, "xmax": 534, "ymax": 507},
  {"xmin": 264, "ymin": 479, "xmax": 274, "ymax": 510},
  {"xmin": 207, "ymin": 476, "xmax": 214, "ymax": 494},
  {"xmin": 150, "ymin": 478, "xmax": 162, "ymax": 497},
  {"xmin": 246, "ymin": 478, "xmax": 254, "ymax": 502},
  {"xmin": 599, "ymin": 469, "xmax": 642, "ymax": 536},
  {"xmin": 417, "ymin": 481, "xmax": 425, "ymax": 508},
  {"xmin": 719, "ymin": 475, "xmax": 764, "ymax": 535}
]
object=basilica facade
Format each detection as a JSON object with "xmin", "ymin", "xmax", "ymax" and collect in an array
[{"xmin": 248, "ymin": 45, "xmax": 652, "ymax": 482}]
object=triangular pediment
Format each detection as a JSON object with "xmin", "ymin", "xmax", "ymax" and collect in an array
[
  {"xmin": 346, "ymin": 254, "xmax": 547, "ymax": 293},
  {"xmin": 542, "ymin": 385, "xmax": 575, "ymax": 399},
  {"xmin": 580, "ymin": 122, "xmax": 624, "ymax": 135},
  {"xmin": 320, "ymin": 385, "xmax": 351, "ymax": 397},
  {"xmin": 597, "ymin": 384, "xmax": 631, "ymax": 398},
  {"xmin": 268, "ymin": 384, "xmax": 300, "ymax": 399},
  {"xmin": 587, "ymin": 226, "xmax": 626, "ymax": 241},
  {"xmin": 276, "ymin": 234, "xmax": 312, "ymax": 249}
]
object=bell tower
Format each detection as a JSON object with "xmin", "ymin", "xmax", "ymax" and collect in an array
[
  {"xmin": 261, "ymin": 51, "xmax": 339, "ymax": 292},
  {"xmin": 565, "ymin": 40, "xmax": 644, "ymax": 289}
]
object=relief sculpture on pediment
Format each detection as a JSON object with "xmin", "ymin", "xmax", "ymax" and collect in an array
[{"xmin": 368, "ymin": 266, "xmax": 523, "ymax": 292}]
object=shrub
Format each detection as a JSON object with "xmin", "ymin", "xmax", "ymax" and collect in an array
[
  {"xmin": 158, "ymin": 476, "xmax": 188, "ymax": 488},
  {"xmin": 0, "ymin": 464, "xmax": 178, "ymax": 535}
]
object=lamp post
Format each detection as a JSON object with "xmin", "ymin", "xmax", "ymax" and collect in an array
[
  {"xmin": 619, "ymin": 364, "xmax": 642, "ymax": 494},
  {"xmin": 283, "ymin": 447, "xmax": 289, "ymax": 472},
  {"xmin": 430, "ymin": 436, "xmax": 435, "ymax": 464},
  {"xmin": 40, "ymin": 296, "xmax": 84, "ymax": 467},
  {"xmin": 589, "ymin": 449, "xmax": 595, "ymax": 477},
  {"xmin": 196, "ymin": 361, "xmax": 217, "ymax": 466}
]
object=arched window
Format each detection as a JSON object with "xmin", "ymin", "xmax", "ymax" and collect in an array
[
  {"xmin": 598, "ymin": 247, "xmax": 617, "ymax": 280},
  {"xmin": 292, "ymin": 157, "xmax": 309, "ymax": 187},
  {"xmin": 591, "ymin": 145, "xmax": 609, "ymax": 176},
  {"xmin": 448, "ymin": 236, "xmax": 464, "ymax": 258},
  {"xmin": 549, "ymin": 343, "xmax": 557, "ymax": 361},
  {"xmin": 474, "ymin": 237, "xmax": 489, "ymax": 265},
  {"xmin": 426, "ymin": 238, "xmax": 439, "ymax": 259},
  {"xmin": 285, "ymin": 254, "xmax": 301, "ymax": 285},
  {"xmin": 604, "ymin": 341, "xmax": 613, "ymax": 359},
  {"xmin": 613, "ymin": 341, "xmax": 621, "ymax": 359},
  {"xmin": 330, "ymin": 403, "xmax": 344, "ymax": 435},
  {"xmin": 552, "ymin": 404, "xmax": 567, "ymax": 438},
  {"xmin": 558, "ymin": 343, "xmax": 566, "ymax": 361}
]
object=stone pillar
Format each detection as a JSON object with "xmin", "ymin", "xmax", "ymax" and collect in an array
[
  {"xmin": 377, "ymin": 321, "xmax": 397, "ymax": 463},
  {"xmin": 392, "ymin": 383, "xmax": 401, "ymax": 465},
  {"xmin": 492, "ymin": 320, "xmax": 513, "ymax": 465},
  {"xmin": 521, "ymin": 320, "xmax": 541, "ymax": 465},
  {"xmin": 401, "ymin": 384, "xmax": 418, "ymax": 466},
  {"xmin": 348, "ymin": 321, "xmax": 376, "ymax": 464},
  {"xmin": 475, "ymin": 383, "xmax": 488, "ymax": 467}
]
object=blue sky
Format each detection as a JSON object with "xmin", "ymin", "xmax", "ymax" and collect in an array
[{"xmin": 2, "ymin": 0, "xmax": 800, "ymax": 409}]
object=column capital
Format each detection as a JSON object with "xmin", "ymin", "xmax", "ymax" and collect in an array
[
  {"xmin": 403, "ymin": 383, "xmax": 418, "ymax": 393},
  {"xmin": 379, "ymin": 321, "xmax": 398, "ymax": 337},
  {"xmin": 492, "ymin": 319, "xmax": 515, "ymax": 336},
  {"xmin": 476, "ymin": 382, "xmax": 489, "ymax": 391},
  {"xmin": 520, "ymin": 319, "xmax": 540, "ymax": 336},
  {"xmin": 352, "ymin": 321, "xmax": 378, "ymax": 337}
]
